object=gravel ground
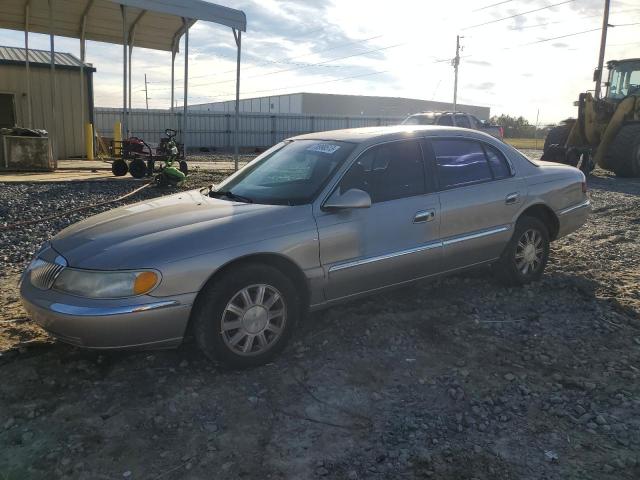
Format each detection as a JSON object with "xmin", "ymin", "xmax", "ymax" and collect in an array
[{"xmin": 1, "ymin": 155, "xmax": 639, "ymax": 480}]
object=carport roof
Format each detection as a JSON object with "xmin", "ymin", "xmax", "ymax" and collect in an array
[{"xmin": 0, "ymin": 0, "xmax": 247, "ymax": 52}]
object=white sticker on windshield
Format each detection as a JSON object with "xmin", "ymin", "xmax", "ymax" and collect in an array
[{"xmin": 307, "ymin": 143, "xmax": 341, "ymax": 154}]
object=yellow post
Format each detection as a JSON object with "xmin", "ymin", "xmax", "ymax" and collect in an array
[
  {"xmin": 85, "ymin": 122, "xmax": 94, "ymax": 160},
  {"xmin": 114, "ymin": 120, "xmax": 122, "ymax": 156}
]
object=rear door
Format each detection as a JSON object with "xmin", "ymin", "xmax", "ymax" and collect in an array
[
  {"xmin": 316, "ymin": 139, "xmax": 442, "ymax": 300},
  {"xmin": 426, "ymin": 137, "xmax": 524, "ymax": 271}
]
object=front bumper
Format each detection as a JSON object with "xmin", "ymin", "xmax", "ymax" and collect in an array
[{"xmin": 20, "ymin": 277, "xmax": 196, "ymax": 350}]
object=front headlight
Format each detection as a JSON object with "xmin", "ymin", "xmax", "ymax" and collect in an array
[{"xmin": 53, "ymin": 269, "xmax": 160, "ymax": 298}]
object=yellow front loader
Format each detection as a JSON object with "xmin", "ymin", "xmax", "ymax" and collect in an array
[{"xmin": 542, "ymin": 58, "xmax": 640, "ymax": 177}]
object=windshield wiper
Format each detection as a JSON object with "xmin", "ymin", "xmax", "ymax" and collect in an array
[{"xmin": 208, "ymin": 189, "xmax": 253, "ymax": 203}]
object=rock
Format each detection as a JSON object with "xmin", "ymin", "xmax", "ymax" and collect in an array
[
  {"xmin": 347, "ymin": 470, "xmax": 358, "ymax": 480},
  {"xmin": 316, "ymin": 467, "xmax": 329, "ymax": 476},
  {"xmin": 595, "ymin": 415, "xmax": 607, "ymax": 425},
  {"xmin": 602, "ymin": 464, "xmax": 614, "ymax": 473},
  {"xmin": 123, "ymin": 471, "xmax": 132, "ymax": 478},
  {"xmin": 3, "ymin": 417, "xmax": 15, "ymax": 430},
  {"xmin": 179, "ymin": 360, "xmax": 189, "ymax": 368},
  {"xmin": 504, "ymin": 373, "xmax": 516, "ymax": 381}
]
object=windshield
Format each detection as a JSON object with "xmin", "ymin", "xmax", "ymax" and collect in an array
[
  {"xmin": 607, "ymin": 60, "xmax": 640, "ymax": 99},
  {"xmin": 402, "ymin": 115, "xmax": 437, "ymax": 125},
  {"xmin": 212, "ymin": 140, "xmax": 356, "ymax": 205}
]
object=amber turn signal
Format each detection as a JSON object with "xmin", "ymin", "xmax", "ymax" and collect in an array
[{"xmin": 134, "ymin": 271, "xmax": 159, "ymax": 295}]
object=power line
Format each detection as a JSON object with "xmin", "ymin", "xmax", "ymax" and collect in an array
[
  {"xmin": 186, "ymin": 34, "xmax": 385, "ymax": 81},
  {"xmin": 510, "ymin": 8, "xmax": 640, "ymax": 30},
  {"xmin": 152, "ymin": 41, "xmax": 406, "ymax": 91},
  {"xmin": 473, "ymin": 0, "xmax": 517, "ymax": 12},
  {"xmin": 463, "ymin": 0, "xmax": 576, "ymax": 30}
]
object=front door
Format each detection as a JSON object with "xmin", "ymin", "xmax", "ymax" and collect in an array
[{"xmin": 315, "ymin": 139, "xmax": 442, "ymax": 301}]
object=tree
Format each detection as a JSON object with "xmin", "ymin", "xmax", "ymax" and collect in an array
[{"xmin": 489, "ymin": 114, "xmax": 549, "ymax": 139}]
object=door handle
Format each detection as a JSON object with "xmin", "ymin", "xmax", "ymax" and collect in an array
[
  {"xmin": 414, "ymin": 210, "xmax": 436, "ymax": 223},
  {"xmin": 505, "ymin": 193, "xmax": 520, "ymax": 205}
]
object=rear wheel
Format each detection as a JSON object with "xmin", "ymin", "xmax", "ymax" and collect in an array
[
  {"xmin": 193, "ymin": 264, "xmax": 300, "ymax": 368},
  {"xmin": 179, "ymin": 160, "xmax": 188, "ymax": 176},
  {"xmin": 129, "ymin": 158, "xmax": 147, "ymax": 179},
  {"xmin": 111, "ymin": 159, "xmax": 128, "ymax": 176},
  {"xmin": 541, "ymin": 125, "xmax": 571, "ymax": 163},
  {"xmin": 608, "ymin": 123, "xmax": 640, "ymax": 177},
  {"xmin": 495, "ymin": 216, "xmax": 550, "ymax": 286}
]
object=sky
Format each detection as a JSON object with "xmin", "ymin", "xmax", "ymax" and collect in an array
[{"xmin": 0, "ymin": 0, "xmax": 638, "ymax": 124}]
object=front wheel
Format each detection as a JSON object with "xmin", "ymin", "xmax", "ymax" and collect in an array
[
  {"xmin": 495, "ymin": 216, "xmax": 550, "ymax": 286},
  {"xmin": 193, "ymin": 264, "xmax": 300, "ymax": 368}
]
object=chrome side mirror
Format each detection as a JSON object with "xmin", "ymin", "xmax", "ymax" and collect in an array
[{"xmin": 323, "ymin": 188, "xmax": 372, "ymax": 210}]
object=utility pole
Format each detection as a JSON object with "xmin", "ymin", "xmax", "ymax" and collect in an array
[
  {"xmin": 452, "ymin": 35, "xmax": 462, "ymax": 114},
  {"xmin": 144, "ymin": 73, "xmax": 149, "ymax": 110},
  {"xmin": 594, "ymin": 0, "xmax": 610, "ymax": 99}
]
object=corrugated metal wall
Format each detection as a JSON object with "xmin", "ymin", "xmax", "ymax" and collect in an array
[
  {"xmin": 0, "ymin": 63, "xmax": 91, "ymax": 159},
  {"xmin": 94, "ymin": 108, "xmax": 404, "ymax": 150}
]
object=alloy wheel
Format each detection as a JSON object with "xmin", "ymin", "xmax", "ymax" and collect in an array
[
  {"xmin": 514, "ymin": 229, "xmax": 544, "ymax": 275},
  {"xmin": 220, "ymin": 284, "xmax": 286, "ymax": 356}
]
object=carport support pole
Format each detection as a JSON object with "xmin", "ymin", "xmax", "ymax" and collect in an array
[
  {"xmin": 24, "ymin": 2, "xmax": 33, "ymax": 128},
  {"xmin": 233, "ymin": 29, "xmax": 242, "ymax": 171},
  {"xmin": 170, "ymin": 49, "xmax": 176, "ymax": 112},
  {"xmin": 80, "ymin": 28, "xmax": 86, "ymax": 159},
  {"xmin": 121, "ymin": 5, "xmax": 128, "ymax": 142},
  {"xmin": 182, "ymin": 18, "xmax": 189, "ymax": 160},
  {"xmin": 48, "ymin": 0, "xmax": 57, "ymax": 161}
]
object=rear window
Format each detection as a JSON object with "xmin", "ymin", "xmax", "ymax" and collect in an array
[
  {"xmin": 483, "ymin": 144, "xmax": 512, "ymax": 179},
  {"xmin": 433, "ymin": 139, "xmax": 492, "ymax": 189},
  {"xmin": 437, "ymin": 115, "xmax": 454, "ymax": 126}
]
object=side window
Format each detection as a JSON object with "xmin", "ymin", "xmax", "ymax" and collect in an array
[
  {"xmin": 432, "ymin": 139, "xmax": 492, "ymax": 189},
  {"xmin": 455, "ymin": 115, "xmax": 471, "ymax": 129},
  {"xmin": 437, "ymin": 115, "xmax": 453, "ymax": 126},
  {"xmin": 339, "ymin": 140, "xmax": 425, "ymax": 203},
  {"xmin": 483, "ymin": 144, "xmax": 512, "ymax": 179}
]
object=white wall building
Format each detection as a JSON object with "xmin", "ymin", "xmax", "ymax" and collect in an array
[{"xmin": 189, "ymin": 92, "xmax": 490, "ymax": 120}]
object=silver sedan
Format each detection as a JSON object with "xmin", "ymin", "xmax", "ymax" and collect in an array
[{"xmin": 20, "ymin": 126, "xmax": 590, "ymax": 367}]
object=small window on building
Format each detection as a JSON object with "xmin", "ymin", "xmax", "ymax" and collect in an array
[{"xmin": 0, "ymin": 93, "xmax": 16, "ymax": 128}]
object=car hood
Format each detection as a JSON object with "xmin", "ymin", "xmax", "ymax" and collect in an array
[{"xmin": 51, "ymin": 190, "xmax": 310, "ymax": 269}]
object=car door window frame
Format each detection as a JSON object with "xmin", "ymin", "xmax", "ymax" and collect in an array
[
  {"xmin": 321, "ymin": 138, "xmax": 432, "ymax": 209},
  {"xmin": 425, "ymin": 136, "xmax": 516, "ymax": 192}
]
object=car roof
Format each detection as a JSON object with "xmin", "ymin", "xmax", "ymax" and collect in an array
[{"xmin": 289, "ymin": 125, "xmax": 486, "ymax": 144}]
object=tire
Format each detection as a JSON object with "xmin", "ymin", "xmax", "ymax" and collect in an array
[
  {"xmin": 608, "ymin": 123, "xmax": 640, "ymax": 178},
  {"xmin": 111, "ymin": 159, "xmax": 128, "ymax": 177},
  {"xmin": 193, "ymin": 264, "xmax": 301, "ymax": 368},
  {"xmin": 179, "ymin": 160, "xmax": 188, "ymax": 176},
  {"xmin": 541, "ymin": 125, "xmax": 571, "ymax": 162},
  {"xmin": 129, "ymin": 158, "xmax": 147, "ymax": 179},
  {"xmin": 495, "ymin": 216, "xmax": 550, "ymax": 286}
]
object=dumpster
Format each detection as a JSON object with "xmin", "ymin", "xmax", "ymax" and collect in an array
[{"xmin": 0, "ymin": 128, "xmax": 55, "ymax": 172}]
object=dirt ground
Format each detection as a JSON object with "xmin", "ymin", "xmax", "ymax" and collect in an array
[{"xmin": 1, "ymin": 164, "xmax": 639, "ymax": 480}]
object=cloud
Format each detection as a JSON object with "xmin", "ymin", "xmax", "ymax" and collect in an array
[
  {"xmin": 467, "ymin": 59, "xmax": 492, "ymax": 67},
  {"xmin": 552, "ymin": 42, "xmax": 569, "ymax": 48},
  {"xmin": 465, "ymin": 81, "xmax": 495, "ymax": 91}
]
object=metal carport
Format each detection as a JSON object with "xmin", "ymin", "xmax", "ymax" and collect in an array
[{"xmin": 0, "ymin": 0, "xmax": 246, "ymax": 167}]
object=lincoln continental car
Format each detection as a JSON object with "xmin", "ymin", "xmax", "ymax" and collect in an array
[{"xmin": 21, "ymin": 126, "xmax": 589, "ymax": 367}]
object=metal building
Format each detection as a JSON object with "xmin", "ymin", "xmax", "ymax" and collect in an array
[
  {"xmin": 0, "ymin": 46, "xmax": 94, "ymax": 159},
  {"xmin": 189, "ymin": 92, "xmax": 491, "ymax": 120}
]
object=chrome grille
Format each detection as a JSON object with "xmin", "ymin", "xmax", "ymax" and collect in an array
[{"xmin": 29, "ymin": 259, "xmax": 65, "ymax": 290}]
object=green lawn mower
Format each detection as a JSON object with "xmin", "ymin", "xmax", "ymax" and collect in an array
[{"xmin": 111, "ymin": 129, "xmax": 187, "ymax": 186}]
